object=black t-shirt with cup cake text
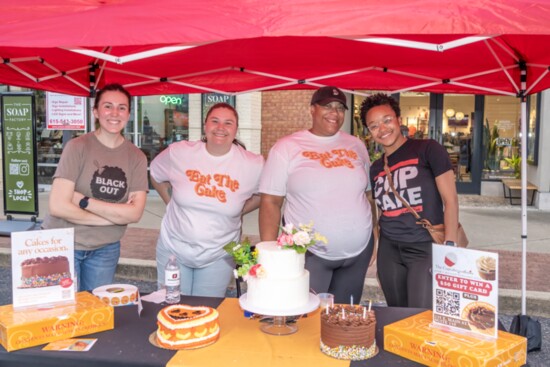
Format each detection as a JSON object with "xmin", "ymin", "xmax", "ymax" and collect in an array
[{"xmin": 370, "ymin": 138, "xmax": 452, "ymax": 243}]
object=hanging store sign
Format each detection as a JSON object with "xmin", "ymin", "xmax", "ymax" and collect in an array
[
  {"xmin": 201, "ymin": 93, "xmax": 236, "ymax": 122},
  {"xmin": 46, "ymin": 92, "xmax": 86, "ymax": 130}
]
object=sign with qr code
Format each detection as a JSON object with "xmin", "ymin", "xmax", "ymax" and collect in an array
[
  {"xmin": 1, "ymin": 94, "xmax": 39, "ymax": 215},
  {"xmin": 432, "ymin": 245, "xmax": 499, "ymax": 339}
]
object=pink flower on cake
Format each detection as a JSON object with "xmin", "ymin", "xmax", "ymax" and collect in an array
[
  {"xmin": 248, "ymin": 263, "xmax": 266, "ymax": 279},
  {"xmin": 277, "ymin": 233, "xmax": 294, "ymax": 247},
  {"xmin": 277, "ymin": 221, "xmax": 327, "ymax": 254},
  {"xmin": 248, "ymin": 264, "xmax": 262, "ymax": 277}
]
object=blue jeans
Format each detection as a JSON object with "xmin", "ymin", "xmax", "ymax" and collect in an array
[
  {"xmin": 156, "ymin": 238, "xmax": 234, "ymax": 297},
  {"xmin": 74, "ymin": 241, "xmax": 121, "ymax": 291}
]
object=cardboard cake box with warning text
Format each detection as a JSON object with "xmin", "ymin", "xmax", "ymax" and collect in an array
[
  {"xmin": 0, "ymin": 292, "xmax": 113, "ymax": 352},
  {"xmin": 384, "ymin": 310, "xmax": 526, "ymax": 367}
]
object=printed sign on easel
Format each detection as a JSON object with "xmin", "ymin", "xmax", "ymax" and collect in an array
[
  {"xmin": 11, "ymin": 228, "xmax": 75, "ymax": 309},
  {"xmin": 432, "ymin": 245, "xmax": 499, "ymax": 338}
]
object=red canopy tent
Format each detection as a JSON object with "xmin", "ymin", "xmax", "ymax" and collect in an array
[
  {"xmin": 1, "ymin": 0, "xmax": 550, "ymax": 97},
  {"xmin": 2, "ymin": 0, "xmax": 550, "ymax": 314}
]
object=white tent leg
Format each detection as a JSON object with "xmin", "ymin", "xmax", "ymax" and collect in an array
[{"xmin": 520, "ymin": 66, "xmax": 528, "ymax": 316}]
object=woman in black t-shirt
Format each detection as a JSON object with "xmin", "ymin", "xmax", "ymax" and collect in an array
[{"xmin": 360, "ymin": 94, "xmax": 459, "ymax": 308}]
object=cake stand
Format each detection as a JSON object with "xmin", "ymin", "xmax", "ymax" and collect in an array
[{"xmin": 239, "ymin": 293, "xmax": 319, "ymax": 335}]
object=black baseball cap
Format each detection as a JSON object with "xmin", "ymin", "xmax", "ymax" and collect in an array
[{"xmin": 310, "ymin": 86, "xmax": 348, "ymax": 109}]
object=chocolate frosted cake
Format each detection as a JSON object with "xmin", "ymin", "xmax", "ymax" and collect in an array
[
  {"xmin": 21, "ymin": 256, "xmax": 71, "ymax": 288},
  {"xmin": 320, "ymin": 305, "xmax": 377, "ymax": 360}
]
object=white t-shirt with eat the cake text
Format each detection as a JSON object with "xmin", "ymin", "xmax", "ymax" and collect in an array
[
  {"xmin": 150, "ymin": 141, "xmax": 264, "ymax": 268},
  {"xmin": 260, "ymin": 130, "xmax": 373, "ymax": 260}
]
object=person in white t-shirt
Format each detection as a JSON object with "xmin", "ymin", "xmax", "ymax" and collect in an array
[
  {"xmin": 150, "ymin": 103, "xmax": 264, "ymax": 297},
  {"xmin": 259, "ymin": 86, "xmax": 375, "ymax": 304}
]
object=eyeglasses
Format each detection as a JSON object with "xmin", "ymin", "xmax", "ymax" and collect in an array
[
  {"xmin": 318, "ymin": 103, "xmax": 346, "ymax": 113},
  {"xmin": 366, "ymin": 116, "xmax": 396, "ymax": 132}
]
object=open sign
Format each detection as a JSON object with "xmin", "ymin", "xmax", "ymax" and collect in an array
[{"xmin": 159, "ymin": 95, "xmax": 183, "ymax": 105}]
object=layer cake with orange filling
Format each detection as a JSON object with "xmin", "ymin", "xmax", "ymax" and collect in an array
[{"xmin": 156, "ymin": 304, "xmax": 220, "ymax": 349}]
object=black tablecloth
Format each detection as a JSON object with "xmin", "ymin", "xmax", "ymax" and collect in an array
[
  {"xmin": 0, "ymin": 296, "xmax": 223, "ymax": 367},
  {"xmin": 0, "ymin": 296, "xmax": 431, "ymax": 367}
]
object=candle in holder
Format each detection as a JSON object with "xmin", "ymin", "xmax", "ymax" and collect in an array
[
  {"xmin": 363, "ymin": 306, "xmax": 366, "ymax": 319},
  {"xmin": 341, "ymin": 307, "xmax": 345, "ymax": 319},
  {"xmin": 350, "ymin": 295, "xmax": 354, "ymax": 307},
  {"xmin": 368, "ymin": 299, "xmax": 372, "ymax": 312}
]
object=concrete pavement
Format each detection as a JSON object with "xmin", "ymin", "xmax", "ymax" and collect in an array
[{"xmin": 1, "ymin": 191, "xmax": 550, "ymax": 317}]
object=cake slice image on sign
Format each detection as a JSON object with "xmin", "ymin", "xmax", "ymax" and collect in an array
[
  {"xmin": 20, "ymin": 256, "xmax": 72, "ymax": 288},
  {"xmin": 462, "ymin": 301, "xmax": 496, "ymax": 336}
]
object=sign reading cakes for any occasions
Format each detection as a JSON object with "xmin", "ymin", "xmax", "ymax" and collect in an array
[
  {"xmin": 432, "ymin": 245, "xmax": 499, "ymax": 339},
  {"xmin": 11, "ymin": 228, "xmax": 75, "ymax": 309}
]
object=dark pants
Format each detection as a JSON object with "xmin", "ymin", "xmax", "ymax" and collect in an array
[
  {"xmin": 305, "ymin": 233, "xmax": 374, "ymax": 304},
  {"xmin": 377, "ymin": 235, "xmax": 433, "ymax": 308}
]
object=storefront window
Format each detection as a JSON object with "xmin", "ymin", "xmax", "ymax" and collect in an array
[
  {"xmin": 33, "ymin": 90, "xmax": 87, "ymax": 185},
  {"xmin": 352, "ymin": 92, "xmax": 430, "ymax": 162},
  {"xmin": 352, "ymin": 91, "xmax": 385, "ymax": 162},
  {"xmin": 134, "ymin": 94, "xmax": 189, "ymax": 165},
  {"xmin": 2, "ymin": 85, "xmax": 191, "ymax": 186},
  {"xmin": 399, "ymin": 92, "xmax": 430, "ymax": 140},
  {"xmin": 527, "ymin": 94, "xmax": 540, "ymax": 165},
  {"xmin": 442, "ymin": 95, "xmax": 475, "ymax": 182},
  {"xmin": 482, "ymin": 96, "xmax": 521, "ymax": 179}
]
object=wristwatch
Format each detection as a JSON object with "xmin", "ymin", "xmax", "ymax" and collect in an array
[
  {"xmin": 444, "ymin": 240, "xmax": 456, "ymax": 247},
  {"xmin": 79, "ymin": 196, "xmax": 90, "ymax": 210}
]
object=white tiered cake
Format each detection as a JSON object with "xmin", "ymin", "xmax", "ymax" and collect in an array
[{"xmin": 246, "ymin": 241, "xmax": 310, "ymax": 311}]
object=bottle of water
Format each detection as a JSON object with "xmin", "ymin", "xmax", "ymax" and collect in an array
[{"xmin": 165, "ymin": 255, "xmax": 180, "ymax": 304}]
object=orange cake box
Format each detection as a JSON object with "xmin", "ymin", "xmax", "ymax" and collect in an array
[
  {"xmin": 0, "ymin": 291, "xmax": 113, "ymax": 352},
  {"xmin": 384, "ymin": 310, "xmax": 526, "ymax": 367}
]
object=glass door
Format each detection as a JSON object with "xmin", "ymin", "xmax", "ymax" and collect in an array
[
  {"xmin": 399, "ymin": 92, "xmax": 431, "ymax": 140},
  {"xmin": 352, "ymin": 92, "xmax": 482, "ymax": 194},
  {"xmin": 440, "ymin": 94, "xmax": 482, "ymax": 193},
  {"xmin": 482, "ymin": 96, "xmax": 522, "ymax": 180},
  {"xmin": 399, "ymin": 93, "xmax": 482, "ymax": 193}
]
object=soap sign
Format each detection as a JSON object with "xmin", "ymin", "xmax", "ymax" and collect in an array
[
  {"xmin": 432, "ymin": 245, "xmax": 499, "ymax": 339},
  {"xmin": 201, "ymin": 93, "xmax": 235, "ymax": 123},
  {"xmin": 11, "ymin": 228, "xmax": 76, "ymax": 309},
  {"xmin": 1, "ymin": 94, "xmax": 39, "ymax": 215}
]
